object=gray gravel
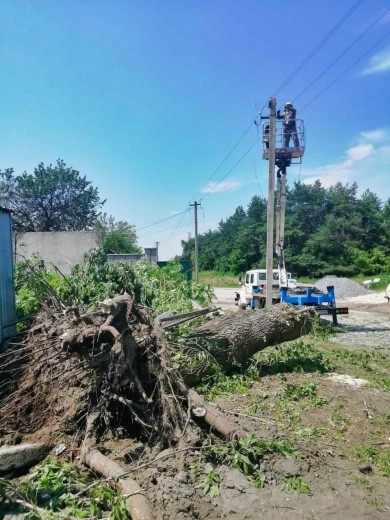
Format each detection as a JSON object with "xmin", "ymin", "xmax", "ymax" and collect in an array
[
  {"xmin": 328, "ymin": 310, "xmax": 390, "ymax": 352},
  {"xmin": 314, "ymin": 276, "xmax": 371, "ymax": 298}
]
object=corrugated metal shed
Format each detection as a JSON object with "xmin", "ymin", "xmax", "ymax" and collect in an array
[{"xmin": 0, "ymin": 206, "xmax": 16, "ymax": 345}]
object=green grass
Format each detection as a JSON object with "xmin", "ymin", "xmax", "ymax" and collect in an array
[
  {"xmin": 352, "ymin": 272, "xmax": 390, "ymax": 291},
  {"xmin": 198, "ymin": 270, "xmax": 240, "ymax": 287},
  {"xmin": 281, "ymin": 476, "xmax": 311, "ymax": 494}
]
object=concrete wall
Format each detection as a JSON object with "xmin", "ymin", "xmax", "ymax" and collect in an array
[{"xmin": 15, "ymin": 231, "xmax": 100, "ymax": 275}]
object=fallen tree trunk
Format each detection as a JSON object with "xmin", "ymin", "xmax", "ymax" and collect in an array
[{"xmin": 182, "ymin": 304, "xmax": 313, "ymax": 385}]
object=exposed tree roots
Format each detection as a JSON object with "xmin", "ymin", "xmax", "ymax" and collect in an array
[{"xmin": 0, "ymin": 291, "xmax": 313, "ymax": 517}]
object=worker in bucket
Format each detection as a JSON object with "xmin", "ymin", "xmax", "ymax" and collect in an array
[
  {"xmin": 277, "ymin": 102, "xmax": 299, "ymax": 148},
  {"xmin": 263, "ymin": 124, "xmax": 270, "ymax": 149}
]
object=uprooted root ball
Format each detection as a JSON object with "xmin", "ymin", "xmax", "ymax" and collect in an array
[{"xmin": 0, "ymin": 293, "xmax": 187, "ymax": 447}]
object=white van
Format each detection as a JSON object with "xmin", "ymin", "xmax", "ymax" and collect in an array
[
  {"xmin": 243, "ymin": 269, "xmax": 296, "ymax": 290},
  {"xmin": 236, "ymin": 269, "xmax": 297, "ymax": 309}
]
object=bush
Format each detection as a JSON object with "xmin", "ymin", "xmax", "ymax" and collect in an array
[{"xmin": 14, "ymin": 250, "xmax": 213, "ymax": 318}]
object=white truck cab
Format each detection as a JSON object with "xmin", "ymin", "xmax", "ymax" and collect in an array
[{"xmin": 236, "ymin": 269, "xmax": 297, "ymax": 309}]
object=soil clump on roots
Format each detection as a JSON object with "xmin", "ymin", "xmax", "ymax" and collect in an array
[{"xmin": 0, "ymin": 293, "xmax": 189, "ymax": 448}]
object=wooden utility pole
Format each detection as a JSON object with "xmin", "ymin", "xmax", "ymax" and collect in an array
[
  {"xmin": 266, "ymin": 98, "xmax": 277, "ymax": 308},
  {"xmin": 190, "ymin": 201, "xmax": 201, "ymax": 282}
]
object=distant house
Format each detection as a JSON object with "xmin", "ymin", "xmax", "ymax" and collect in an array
[{"xmin": 107, "ymin": 247, "xmax": 158, "ymax": 265}]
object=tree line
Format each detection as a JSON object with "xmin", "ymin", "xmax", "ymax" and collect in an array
[
  {"xmin": 181, "ymin": 181, "xmax": 390, "ymax": 278},
  {"xmin": 0, "ymin": 160, "xmax": 141, "ymax": 255}
]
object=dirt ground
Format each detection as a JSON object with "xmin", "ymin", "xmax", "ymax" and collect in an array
[
  {"xmin": 88, "ymin": 290, "xmax": 390, "ymax": 520},
  {"xmin": 97, "ymin": 326, "xmax": 390, "ymax": 520},
  {"xmin": 3, "ymin": 290, "xmax": 389, "ymax": 520}
]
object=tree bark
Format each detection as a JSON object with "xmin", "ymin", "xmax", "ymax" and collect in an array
[
  {"xmin": 81, "ymin": 414, "xmax": 153, "ymax": 520},
  {"xmin": 182, "ymin": 304, "xmax": 313, "ymax": 385}
]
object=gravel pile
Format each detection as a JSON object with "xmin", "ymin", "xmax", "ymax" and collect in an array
[{"xmin": 314, "ymin": 276, "xmax": 371, "ymax": 298}]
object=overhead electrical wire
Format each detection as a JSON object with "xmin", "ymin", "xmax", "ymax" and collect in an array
[
  {"xmin": 189, "ymin": 1, "xmax": 366, "ymax": 208},
  {"xmin": 294, "ymin": 6, "xmax": 390, "ymax": 103},
  {"xmin": 200, "ymin": 137, "xmax": 261, "ymax": 202},
  {"xmin": 301, "ymin": 30, "xmax": 390, "ymax": 112},
  {"xmin": 188, "ymin": 120, "xmax": 255, "ymax": 203},
  {"xmin": 255, "ymin": 0, "xmax": 366, "ymax": 114},
  {"xmin": 159, "ymin": 210, "xmax": 192, "ymax": 246},
  {"xmin": 136, "ymin": 208, "xmax": 189, "ymax": 231},
  {"xmin": 135, "ymin": 1, "xmax": 370, "ymax": 240}
]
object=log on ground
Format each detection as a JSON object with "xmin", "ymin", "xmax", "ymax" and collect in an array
[{"xmin": 182, "ymin": 304, "xmax": 313, "ymax": 384}]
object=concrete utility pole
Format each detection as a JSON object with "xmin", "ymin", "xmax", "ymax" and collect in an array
[
  {"xmin": 190, "ymin": 201, "xmax": 201, "ymax": 282},
  {"xmin": 265, "ymin": 97, "xmax": 277, "ymax": 308}
]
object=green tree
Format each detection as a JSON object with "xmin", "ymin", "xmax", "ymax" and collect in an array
[
  {"xmin": 96, "ymin": 213, "xmax": 141, "ymax": 254},
  {"xmin": 0, "ymin": 159, "xmax": 104, "ymax": 232}
]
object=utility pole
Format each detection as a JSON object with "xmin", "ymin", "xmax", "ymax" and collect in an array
[
  {"xmin": 265, "ymin": 97, "xmax": 277, "ymax": 308},
  {"xmin": 190, "ymin": 201, "xmax": 201, "ymax": 282}
]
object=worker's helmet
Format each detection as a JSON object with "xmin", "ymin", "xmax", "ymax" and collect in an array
[{"xmin": 285, "ymin": 101, "xmax": 293, "ymax": 107}]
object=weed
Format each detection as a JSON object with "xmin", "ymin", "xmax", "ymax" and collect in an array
[
  {"xmin": 379, "ymin": 378, "xmax": 390, "ymax": 391},
  {"xmin": 354, "ymin": 446, "xmax": 390, "ymax": 477},
  {"xmin": 284, "ymin": 382, "xmax": 317, "ymax": 401},
  {"xmin": 246, "ymin": 395, "xmax": 267, "ymax": 415},
  {"xmin": 310, "ymin": 316, "xmax": 335, "ymax": 341},
  {"xmin": 311, "ymin": 395, "xmax": 327, "ymax": 407},
  {"xmin": 250, "ymin": 471, "xmax": 266, "ymax": 489},
  {"xmin": 189, "ymin": 463, "xmax": 204, "ymax": 478},
  {"xmin": 167, "ymin": 490, "xmax": 179, "ymax": 502},
  {"xmin": 294, "ymin": 427, "xmax": 326, "ymax": 440},
  {"xmin": 198, "ymin": 470, "xmax": 220, "ymax": 498},
  {"xmin": 356, "ymin": 446, "xmax": 379, "ymax": 464},
  {"xmin": 196, "ymin": 372, "xmax": 257, "ymax": 401},
  {"xmin": 0, "ymin": 457, "xmax": 128, "ymax": 520},
  {"xmin": 378, "ymin": 450, "xmax": 390, "ymax": 477},
  {"xmin": 202, "ymin": 434, "xmax": 296, "ymax": 479},
  {"xmin": 281, "ymin": 476, "xmax": 311, "ymax": 495},
  {"xmin": 353, "ymin": 475, "xmax": 372, "ymax": 489}
]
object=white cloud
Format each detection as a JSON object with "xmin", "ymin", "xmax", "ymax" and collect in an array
[
  {"xmin": 361, "ymin": 46, "xmax": 390, "ymax": 75},
  {"xmin": 359, "ymin": 129, "xmax": 387, "ymax": 142},
  {"xmin": 201, "ymin": 181, "xmax": 242, "ymax": 193},
  {"xmin": 346, "ymin": 143, "xmax": 374, "ymax": 162},
  {"xmin": 301, "ymin": 128, "xmax": 390, "ymax": 195}
]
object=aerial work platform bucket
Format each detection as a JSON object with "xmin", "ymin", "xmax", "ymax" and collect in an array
[{"xmin": 262, "ymin": 119, "xmax": 306, "ymax": 164}]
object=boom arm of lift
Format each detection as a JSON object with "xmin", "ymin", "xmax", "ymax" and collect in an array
[{"xmin": 275, "ymin": 158, "xmax": 290, "ymax": 288}]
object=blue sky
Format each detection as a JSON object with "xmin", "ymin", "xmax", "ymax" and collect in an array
[{"xmin": 1, "ymin": 0, "xmax": 389, "ymax": 259}]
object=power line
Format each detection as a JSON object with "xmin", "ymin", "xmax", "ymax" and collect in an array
[
  {"xmin": 188, "ymin": 120, "xmax": 255, "ymax": 202},
  {"xmin": 136, "ymin": 208, "xmax": 189, "ymax": 231},
  {"xmin": 159, "ymin": 210, "xmax": 192, "ymax": 246},
  {"xmin": 200, "ymin": 137, "xmax": 261, "ymax": 202},
  {"xmin": 189, "ymin": 3, "xmax": 364, "ymax": 204},
  {"xmin": 138, "ymin": 221, "xmax": 192, "ymax": 238},
  {"xmin": 253, "ymin": 159, "xmax": 265, "ymax": 198},
  {"xmin": 294, "ymin": 6, "xmax": 390, "ymax": 103},
  {"xmin": 269, "ymin": 0, "xmax": 365, "ymax": 102},
  {"xmin": 301, "ymin": 30, "xmax": 390, "ymax": 111}
]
